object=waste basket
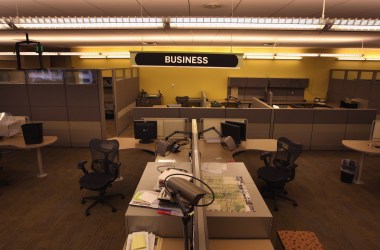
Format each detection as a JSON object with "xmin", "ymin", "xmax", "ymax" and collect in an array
[
  {"xmin": 340, "ymin": 159, "xmax": 357, "ymax": 183},
  {"xmin": 21, "ymin": 123, "xmax": 43, "ymax": 145}
]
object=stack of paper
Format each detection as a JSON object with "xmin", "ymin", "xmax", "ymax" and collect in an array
[
  {"xmin": 157, "ymin": 169, "xmax": 192, "ymax": 188},
  {"xmin": 124, "ymin": 231, "xmax": 156, "ymax": 250}
]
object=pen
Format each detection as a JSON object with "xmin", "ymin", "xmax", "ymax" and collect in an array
[{"xmin": 157, "ymin": 209, "xmax": 172, "ymax": 215}]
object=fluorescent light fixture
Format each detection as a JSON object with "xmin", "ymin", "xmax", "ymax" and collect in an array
[
  {"xmin": 276, "ymin": 53, "xmax": 319, "ymax": 57},
  {"xmin": 320, "ymin": 53, "xmax": 363, "ymax": 57},
  {"xmin": 12, "ymin": 17, "xmax": 164, "ymax": 29},
  {"xmin": 243, "ymin": 53, "xmax": 302, "ymax": 60},
  {"xmin": 274, "ymin": 56, "xmax": 302, "ymax": 60},
  {"xmin": 79, "ymin": 55, "xmax": 106, "ymax": 59},
  {"xmin": 0, "ymin": 18, "xmax": 10, "ymax": 29},
  {"xmin": 170, "ymin": 17, "xmax": 324, "ymax": 30},
  {"xmin": 243, "ymin": 53, "xmax": 274, "ymax": 59},
  {"xmin": 337, "ymin": 57, "xmax": 365, "ymax": 61},
  {"xmin": 103, "ymin": 52, "xmax": 131, "ymax": 58},
  {"xmin": 331, "ymin": 18, "xmax": 380, "ymax": 31}
]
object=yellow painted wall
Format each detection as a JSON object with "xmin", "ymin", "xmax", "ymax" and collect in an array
[{"xmin": 71, "ymin": 46, "xmax": 380, "ymax": 104}]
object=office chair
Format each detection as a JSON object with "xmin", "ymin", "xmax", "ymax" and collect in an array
[
  {"xmin": 78, "ymin": 138, "xmax": 124, "ymax": 216},
  {"xmin": 176, "ymin": 96, "xmax": 190, "ymax": 107},
  {"xmin": 257, "ymin": 137, "xmax": 303, "ymax": 211}
]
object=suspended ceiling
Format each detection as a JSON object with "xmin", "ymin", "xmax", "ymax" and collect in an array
[{"xmin": 1, "ymin": 0, "xmax": 380, "ymax": 49}]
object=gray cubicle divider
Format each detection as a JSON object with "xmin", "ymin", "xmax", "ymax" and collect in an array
[
  {"xmin": 115, "ymin": 76, "xmax": 140, "ymax": 135},
  {"xmin": 28, "ymin": 84, "xmax": 71, "ymax": 147},
  {"xmin": 134, "ymin": 107, "xmax": 181, "ymax": 120},
  {"xmin": 273, "ymin": 109, "xmax": 315, "ymax": 149},
  {"xmin": 345, "ymin": 109, "xmax": 377, "ymax": 140},
  {"xmin": 0, "ymin": 83, "xmax": 32, "ymax": 119},
  {"xmin": 66, "ymin": 83, "xmax": 102, "ymax": 147},
  {"xmin": 225, "ymin": 108, "xmax": 272, "ymax": 139},
  {"xmin": 179, "ymin": 107, "xmax": 226, "ymax": 124},
  {"xmin": 311, "ymin": 109, "xmax": 349, "ymax": 150}
]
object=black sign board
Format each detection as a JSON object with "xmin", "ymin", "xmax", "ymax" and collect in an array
[{"xmin": 134, "ymin": 52, "xmax": 239, "ymax": 68}]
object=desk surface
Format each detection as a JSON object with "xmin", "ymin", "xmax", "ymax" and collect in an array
[
  {"xmin": 125, "ymin": 162, "xmax": 272, "ymax": 239},
  {"xmin": 0, "ymin": 134, "xmax": 57, "ymax": 149},
  {"xmin": 198, "ymin": 139, "xmax": 277, "ymax": 162},
  {"xmin": 111, "ymin": 137, "xmax": 191, "ymax": 162},
  {"xmin": 159, "ymin": 238, "xmax": 273, "ymax": 250},
  {"xmin": 342, "ymin": 140, "xmax": 380, "ymax": 154}
]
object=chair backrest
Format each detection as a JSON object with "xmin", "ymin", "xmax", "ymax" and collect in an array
[
  {"xmin": 176, "ymin": 96, "xmax": 189, "ymax": 107},
  {"xmin": 273, "ymin": 137, "xmax": 303, "ymax": 174},
  {"xmin": 89, "ymin": 139, "xmax": 119, "ymax": 174},
  {"xmin": 370, "ymin": 120, "xmax": 380, "ymax": 141}
]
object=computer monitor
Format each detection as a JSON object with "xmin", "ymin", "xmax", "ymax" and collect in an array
[
  {"xmin": 221, "ymin": 122, "xmax": 241, "ymax": 145},
  {"xmin": 134, "ymin": 120, "xmax": 157, "ymax": 144},
  {"xmin": 225, "ymin": 120, "xmax": 247, "ymax": 141}
]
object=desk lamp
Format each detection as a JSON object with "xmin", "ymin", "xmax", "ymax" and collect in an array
[
  {"xmin": 155, "ymin": 130, "xmax": 191, "ymax": 157},
  {"xmin": 164, "ymin": 173, "xmax": 214, "ymax": 250},
  {"xmin": 198, "ymin": 126, "xmax": 237, "ymax": 151}
]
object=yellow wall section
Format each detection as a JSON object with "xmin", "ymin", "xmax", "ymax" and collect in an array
[{"xmin": 71, "ymin": 47, "xmax": 380, "ymax": 104}]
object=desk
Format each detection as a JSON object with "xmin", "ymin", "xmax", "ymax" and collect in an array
[
  {"xmin": 125, "ymin": 162, "xmax": 193, "ymax": 237},
  {"xmin": 203, "ymin": 162, "xmax": 272, "ymax": 239},
  {"xmin": 124, "ymin": 162, "xmax": 272, "ymax": 239},
  {"xmin": 198, "ymin": 139, "xmax": 277, "ymax": 162},
  {"xmin": 341, "ymin": 140, "xmax": 380, "ymax": 184},
  {"xmin": 111, "ymin": 137, "xmax": 191, "ymax": 163},
  {"xmin": 158, "ymin": 238, "xmax": 273, "ymax": 250},
  {"xmin": 0, "ymin": 134, "xmax": 58, "ymax": 178}
]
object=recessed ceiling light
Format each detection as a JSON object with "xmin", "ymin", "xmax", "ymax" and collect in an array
[{"xmin": 204, "ymin": 2, "xmax": 223, "ymax": 9}]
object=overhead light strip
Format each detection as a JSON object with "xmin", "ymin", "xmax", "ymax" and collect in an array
[
  {"xmin": 11, "ymin": 17, "xmax": 164, "ymax": 29},
  {"xmin": 170, "ymin": 17, "xmax": 324, "ymax": 30},
  {"xmin": 2, "ymin": 16, "xmax": 380, "ymax": 31}
]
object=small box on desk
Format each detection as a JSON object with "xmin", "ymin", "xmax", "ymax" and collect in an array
[{"xmin": 340, "ymin": 100, "xmax": 358, "ymax": 109}]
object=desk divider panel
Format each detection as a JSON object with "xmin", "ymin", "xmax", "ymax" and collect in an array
[
  {"xmin": 345, "ymin": 109, "xmax": 377, "ymax": 140},
  {"xmin": 134, "ymin": 107, "xmax": 180, "ymax": 120},
  {"xmin": 179, "ymin": 107, "xmax": 226, "ymax": 122},
  {"xmin": 311, "ymin": 110, "xmax": 348, "ymax": 150},
  {"xmin": 226, "ymin": 108, "xmax": 272, "ymax": 139},
  {"xmin": 273, "ymin": 109, "xmax": 314, "ymax": 149},
  {"xmin": 142, "ymin": 117, "xmax": 188, "ymax": 138}
]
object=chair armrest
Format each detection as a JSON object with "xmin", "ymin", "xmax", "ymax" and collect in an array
[
  {"xmin": 77, "ymin": 160, "xmax": 88, "ymax": 174},
  {"xmin": 260, "ymin": 151, "xmax": 272, "ymax": 166}
]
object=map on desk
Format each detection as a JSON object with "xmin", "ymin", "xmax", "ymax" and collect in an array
[{"xmin": 203, "ymin": 176, "xmax": 255, "ymax": 212}]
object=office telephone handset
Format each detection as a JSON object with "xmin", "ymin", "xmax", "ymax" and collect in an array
[{"xmin": 211, "ymin": 101, "xmax": 222, "ymax": 107}]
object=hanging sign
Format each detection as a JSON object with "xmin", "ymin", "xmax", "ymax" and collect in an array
[{"xmin": 132, "ymin": 52, "xmax": 240, "ymax": 68}]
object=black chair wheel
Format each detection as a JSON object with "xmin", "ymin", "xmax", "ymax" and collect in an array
[
  {"xmin": 121, "ymin": 195, "xmax": 125, "ymax": 199},
  {"xmin": 274, "ymin": 207, "xmax": 278, "ymax": 212},
  {"xmin": 85, "ymin": 211, "xmax": 90, "ymax": 216},
  {"xmin": 81, "ymin": 199, "xmax": 86, "ymax": 204},
  {"xmin": 112, "ymin": 208, "xmax": 117, "ymax": 213},
  {"xmin": 293, "ymin": 202, "xmax": 298, "ymax": 207}
]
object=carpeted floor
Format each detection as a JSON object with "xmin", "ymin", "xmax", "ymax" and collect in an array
[{"xmin": 0, "ymin": 144, "xmax": 380, "ymax": 250}]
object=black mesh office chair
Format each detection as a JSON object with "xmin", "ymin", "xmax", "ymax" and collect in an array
[
  {"xmin": 257, "ymin": 137, "xmax": 303, "ymax": 211},
  {"xmin": 176, "ymin": 96, "xmax": 190, "ymax": 107},
  {"xmin": 77, "ymin": 139, "xmax": 124, "ymax": 216}
]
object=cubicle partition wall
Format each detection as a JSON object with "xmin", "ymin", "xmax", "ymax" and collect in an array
[
  {"xmin": 0, "ymin": 71, "xmax": 31, "ymax": 121},
  {"xmin": 114, "ymin": 68, "xmax": 140, "ymax": 136},
  {"xmin": 28, "ymin": 80, "xmax": 71, "ymax": 147},
  {"xmin": 345, "ymin": 109, "xmax": 377, "ymax": 140},
  {"xmin": 142, "ymin": 118, "xmax": 189, "ymax": 138},
  {"xmin": 310, "ymin": 110, "xmax": 349, "ymax": 150},
  {"xmin": 226, "ymin": 108, "xmax": 272, "ymax": 139},
  {"xmin": 0, "ymin": 69, "xmax": 106, "ymax": 147},
  {"xmin": 272, "ymin": 109, "xmax": 314, "ymax": 149}
]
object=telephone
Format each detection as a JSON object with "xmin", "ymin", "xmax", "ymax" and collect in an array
[{"xmin": 211, "ymin": 101, "xmax": 222, "ymax": 107}]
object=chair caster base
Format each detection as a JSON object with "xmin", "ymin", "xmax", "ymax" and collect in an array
[{"xmin": 112, "ymin": 208, "xmax": 117, "ymax": 213}]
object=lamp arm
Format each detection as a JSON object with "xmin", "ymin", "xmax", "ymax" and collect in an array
[{"xmin": 198, "ymin": 126, "xmax": 223, "ymax": 139}]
